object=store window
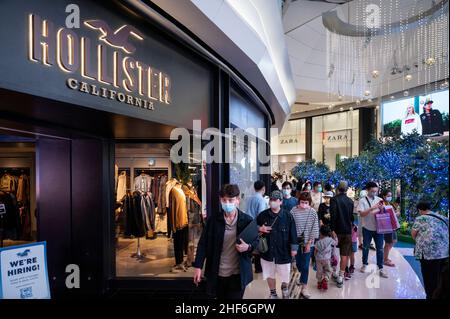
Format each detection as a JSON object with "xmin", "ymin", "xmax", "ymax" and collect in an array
[
  {"xmin": 114, "ymin": 143, "xmax": 205, "ymax": 277},
  {"xmin": 271, "ymin": 119, "xmax": 306, "ymax": 174},
  {"xmin": 229, "ymin": 87, "xmax": 267, "ymax": 211},
  {"xmin": 0, "ymin": 133, "xmax": 36, "ymax": 248},
  {"xmin": 312, "ymin": 110, "xmax": 359, "ymax": 170}
]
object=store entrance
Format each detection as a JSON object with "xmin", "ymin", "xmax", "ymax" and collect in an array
[
  {"xmin": 114, "ymin": 142, "xmax": 205, "ymax": 278},
  {"xmin": 0, "ymin": 131, "xmax": 36, "ymax": 249}
]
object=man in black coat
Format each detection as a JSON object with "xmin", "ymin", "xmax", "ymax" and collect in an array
[
  {"xmin": 330, "ymin": 181, "xmax": 354, "ymax": 288},
  {"xmin": 193, "ymin": 184, "xmax": 258, "ymax": 299}
]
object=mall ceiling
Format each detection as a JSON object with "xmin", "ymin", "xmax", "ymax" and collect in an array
[{"xmin": 283, "ymin": 0, "xmax": 449, "ymax": 113}]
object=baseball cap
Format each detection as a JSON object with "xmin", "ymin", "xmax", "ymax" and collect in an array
[
  {"xmin": 323, "ymin": 191, "xmax": 334, "ymax": 198},
  {"xmin": 270, "ymin": 190, "xmax": 283, "ymax": 201}
]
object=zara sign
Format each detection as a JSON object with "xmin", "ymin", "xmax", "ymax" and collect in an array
[{"xmin": 323, "ymin": 129, "xmax": 352, "ymax": 148}]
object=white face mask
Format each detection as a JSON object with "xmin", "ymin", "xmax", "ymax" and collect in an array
[{"xmin": 270, "ymin": 201, "xmax": 280, "ymax": 210}]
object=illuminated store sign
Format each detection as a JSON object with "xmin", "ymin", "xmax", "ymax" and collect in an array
[
  {"xmin": 28, "ymin": 14, "xmax": 172, "ymax": 111},
  {"xmin": 323, "ymin": 129, "xmax": 352, "ymax": 147}
]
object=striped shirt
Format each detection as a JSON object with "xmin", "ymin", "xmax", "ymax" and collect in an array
[{"xmin": 290, "ymin": 206, "xmax": 320, "ymax": 246}]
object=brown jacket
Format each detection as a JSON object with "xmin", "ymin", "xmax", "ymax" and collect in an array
[{"xmin": 169, "ymin": 185, "xmax": 188, "ymax": 232}]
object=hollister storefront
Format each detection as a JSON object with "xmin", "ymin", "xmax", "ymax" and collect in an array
[{"xmin": 0, "ymin": 0, "xmax": 271, "ymax": 298}]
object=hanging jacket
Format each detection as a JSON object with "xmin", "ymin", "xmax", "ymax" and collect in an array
[
  {"xmin": 134, "ymin": 174, "xmax": 153, "ymax": 193},
  {"xmin": 116, "ymin": 171, "xmax": 127, "ymax": 202},
  {"xmin": 0, "ymin": 191, "xmax": 21, "ymax": 239},
  {"xmin": 123, "ymin": 192, "xmax": 146, "ymax": 237},
  {"xmin": 16, "ymin": 174, "xmax": 30, "ymax": 203},
  {"xmin": 169, "ymin": 185, "xmax": 188, "ymax": 232}
]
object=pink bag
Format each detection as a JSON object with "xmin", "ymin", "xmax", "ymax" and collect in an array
[
  {"xmin": 384, "ymin": 205, "xmax": 400, "ymax": 230},
  {"xmin": 375, "ymin": 210, "xmax": 394, "ymax": 234}
]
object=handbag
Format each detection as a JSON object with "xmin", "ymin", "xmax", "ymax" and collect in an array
[
  {"xmin": 365, "ymin": 197, "xmax": 394, "ymax": 234},
  {"xmin": 375, "ymin": 209, "xmax": 394, "ymax": 234},
  {"xmin": 384, "ymin": 205, "xmax": 400, "ymax": 230},
  {"xmin": 257, "ymin": 215, "xmax": 279, "ymax": 254}
]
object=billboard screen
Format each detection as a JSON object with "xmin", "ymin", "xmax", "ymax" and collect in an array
[{"xmin": 382, "ymin": 89, "xmax": 449, "ymax": 137}]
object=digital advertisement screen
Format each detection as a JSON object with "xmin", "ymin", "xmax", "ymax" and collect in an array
[{"xmin": 382, "ymin": 89, "xmax": 449, "ymax": 137}]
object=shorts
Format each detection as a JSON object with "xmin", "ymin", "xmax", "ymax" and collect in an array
[
  {"xmin": 260, "ymin": 258, "xmax": 291, "ymax": 283},
  {"xmin": 384, "ymin": 231, "xmax": 398, "ymax": 244},
  {"xmin": 337, "ymin": 234, "xmax": 352, "ymax": 257},
  {"xmin": 351, "ymin": 242, "xmax": 358, "ymax": 253}
]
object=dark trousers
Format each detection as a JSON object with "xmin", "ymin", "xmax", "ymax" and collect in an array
[
  {"xmin": 420, "ymin": 258, "xmax": 446, "ymax": 299},
  {"xmin": 173, "ymin": 227, "xmax": 188, "ymax": 265},
  {"xmin": 362, "ymin": 227, "xmax": 384, "ymax": 269},
  {"xmin": 216, "ymin": 274, "xmax": 244, "ymax": 299},
  {"xmin": 254, "ymin": 254, "xmax": 262, "ymax": 272}
]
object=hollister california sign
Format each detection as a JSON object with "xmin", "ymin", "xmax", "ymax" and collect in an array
[
  {"xmin": 0, "ymin": 0, "xmax": 211, "ymax": 128},
  {"xmin": 28, "ymin": 14, "xmax": 171, "ymax": 111}
]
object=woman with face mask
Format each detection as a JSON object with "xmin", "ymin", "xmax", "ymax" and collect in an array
[
  {"xmin": 302, "ymin": 181, "xmax": 312, "ymax": 193},
  {"xmin": 311, "ymin": 182, "xmax": 324, "ymax": 212},
  {"xmin": 381, "ymin": 189, "xmax": 401, "ymax": 267},
  {"xmin": 290, "ymin": 192, "xmax": 320, "ymax": 299},
  {"xmin": 256, "ymin": 190, "xmax": 298, "ymax": 299}
]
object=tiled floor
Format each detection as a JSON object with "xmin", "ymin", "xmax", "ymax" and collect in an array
[
  {"xmin": 116, "ymin": 235, "xmax": 195, "ymax": 278},
  {"xmin": 244, "ymin": 247, "xmax": 426, "ymax": 299}
]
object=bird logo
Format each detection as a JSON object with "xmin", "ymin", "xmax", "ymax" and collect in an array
[
  {"xmin": 84, "ymin": 20, "xmax": 144, "ymax": 54},
  {"xmin": 17, "ymin": 249, "xmax": 31, "ymax": 257}
]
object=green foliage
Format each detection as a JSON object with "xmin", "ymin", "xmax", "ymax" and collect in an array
[
  {"xmin": 383, "ymin": 119, "xmax": 402, "ymax": 137},
  {"xmin": 175, "ymin": 163, "xmax": 190, "ymax": 185}
]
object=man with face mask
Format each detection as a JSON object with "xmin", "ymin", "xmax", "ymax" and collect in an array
[
  {"xmin": 257, "ymin": 190, "xmax": 298, "ymax": 299},
  {"xmin": 357, "ymin": 182, "xmax": 389, "ymax": 279},
  {"xmin": 281, "ymin": 181, "xmax": 298, "ymax": 213},
  {"xmin": 193, "ymin": 184, "xmax": 259, "ymax": 299},
  {"xmin": 329, "ymin": 181, "xmax": 354, "ymax": 287}
]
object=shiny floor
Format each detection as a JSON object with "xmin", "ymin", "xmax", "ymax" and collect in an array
[
  {"xmin": 116, "ymin": 235, "xmax": 195, "ymax": 278},
  {"xmin": 243, "ymin": 247, "xmax": 426, "ymax": 299}
]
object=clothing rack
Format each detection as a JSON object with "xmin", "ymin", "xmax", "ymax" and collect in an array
[{"xmin": 133, "ymin": 167, "xmax": 168, "ymax": 176}]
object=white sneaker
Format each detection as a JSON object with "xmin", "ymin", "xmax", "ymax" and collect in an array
[
  {"xmin": 300, "ymin": 285, "xmax": 311, "ymax": 299},
  {"xmin": 332, "ymin": 272, "xmax": 339, "ymax": 281},
  {"xmin": 269, "ymin": 293, "xmax": 279, "ymax": 299},
  {"xmin": 379, "ymin": 269, "xmax": 389, "ymax": 278},
  {"xmin": 360, "ymin": 265, "xmax": 368, "ymax": 273},
  {"xmin": 282, "ymin": 287, "xmax": 290, "ymax": 299},
  {"xmin": 336, "ymin": 275, "xmax": 344, "ymax": 288}
]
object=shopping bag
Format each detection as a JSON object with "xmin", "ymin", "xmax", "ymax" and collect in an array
[
  {"xmin": 384, "ymin": 205, "xmax": 400, "ymax": 230},
  {"xmin": 375, "ymin": 211, "xmax": 394, "ymax": 234}
]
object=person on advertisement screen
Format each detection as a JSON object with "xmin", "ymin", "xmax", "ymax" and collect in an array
[
  {"xmin": 401, "ymin": 104, "xmax": 422, "ymax": 135},
  {"xmin": 420, "ymin": 99, "xmax": 445, "ymax": 136}
]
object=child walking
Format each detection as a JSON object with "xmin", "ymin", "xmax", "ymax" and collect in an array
[
  {"xmin": 315, "ymin": 225, "xmax": 337, "ymax": 290},
  {"xmin": 345, "ymin": 223, "xmax": 358, "ymax": 279}
]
